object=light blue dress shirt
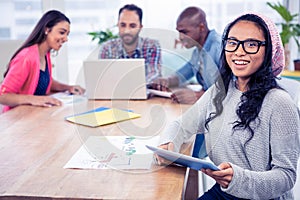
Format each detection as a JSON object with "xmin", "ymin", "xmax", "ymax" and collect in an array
[{"xmin": 176, "ymin": 30, "xmax": 222, "ymax": 90}]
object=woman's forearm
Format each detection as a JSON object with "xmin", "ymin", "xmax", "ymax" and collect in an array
[
  {"xmin": 50, "ymin": 79, "xmax": 71, "ymax": 92},
  {"xmin": 0, "ymin": 93, "xmax": 27, "ymax": 107}
]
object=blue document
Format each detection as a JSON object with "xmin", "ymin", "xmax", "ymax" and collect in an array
[{"xmin": 146, "ymin": 145, "xmax": 220, "ymax": 171}]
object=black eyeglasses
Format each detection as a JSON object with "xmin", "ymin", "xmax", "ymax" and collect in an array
[{"xmin": 224, "ymin": 38, "xmax": 266, "ymax": 54}]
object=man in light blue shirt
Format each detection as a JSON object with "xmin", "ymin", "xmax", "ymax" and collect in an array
[{"xmin": 152, "ymin": 7, "xmax": 221, "ymax": 104}]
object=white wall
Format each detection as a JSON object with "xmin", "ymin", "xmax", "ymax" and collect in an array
[
  {"xmin": 287, "ymin": 0, "xmax": 300, "ymax": 66},
  {"xmin": 0, "ymin": 40, "xmax": 23, "ymax": 82}
]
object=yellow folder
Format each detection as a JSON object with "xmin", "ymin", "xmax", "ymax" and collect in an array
[{"xmin": 65, "ymin": 108, "xmax": 141, "ymax": 127}]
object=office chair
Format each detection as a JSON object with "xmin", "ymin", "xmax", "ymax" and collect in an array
[{"xmin": 183, "ymin": 134, "xmax": 208, "ymax": 200}]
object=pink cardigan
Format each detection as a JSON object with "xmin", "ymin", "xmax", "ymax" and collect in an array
[{"xmin": 0, "ymin": 44, "xmax": 53, "ymax": 112}]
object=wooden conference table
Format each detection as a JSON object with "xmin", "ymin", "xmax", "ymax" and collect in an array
[{"xmin": 0, "ymin": 97, "xmax": 196, "ymax": 200}]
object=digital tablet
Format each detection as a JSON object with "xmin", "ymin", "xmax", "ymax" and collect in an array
[{"xmin": 146, "ymin": 145, "xmax": 220, "ymax": 171}]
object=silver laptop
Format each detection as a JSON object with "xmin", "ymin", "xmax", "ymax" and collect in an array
[{"xmin": 83, "ymin": 58, "xmax": 147, "ymax": 99}]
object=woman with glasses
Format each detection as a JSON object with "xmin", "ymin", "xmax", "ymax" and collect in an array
[
  {"xmin": 156, "ymin": 13, "xmax": 299, "ymax": 199},
  {"xmin": 0, "ymin": 10, "xmax": 85, "ymax": 113}
]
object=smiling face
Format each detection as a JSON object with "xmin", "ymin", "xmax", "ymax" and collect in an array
[
  {"xmin": 118, "ymin": 9, "xmax": 142, "ymax": 46},
  {"xmin": 46, "ymin": 21, "xmax": 70, "ymax": 51},
  {"xmin": 225, "ymin": 20, "xmax": 265, "ymax": 88}
]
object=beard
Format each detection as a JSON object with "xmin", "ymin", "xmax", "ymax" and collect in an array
[{"xmin": 120, "ymin": 33, "xmax": 139, "ymax": 46}]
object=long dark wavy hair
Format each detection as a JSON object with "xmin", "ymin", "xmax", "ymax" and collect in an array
[
  {"xmin": 205, "ymin": 14, "xmax": 278, "ymax": 140},
  {"xmin": 4, "ymin": 10, "xmax": 70, "ymax": 77}
]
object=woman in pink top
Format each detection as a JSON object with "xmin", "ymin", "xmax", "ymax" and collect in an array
[{"xmin": 0, "ymin": 10, "xmax": 85, "ymax": 112}]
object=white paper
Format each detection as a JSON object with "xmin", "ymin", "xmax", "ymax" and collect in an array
[
  {"xmin": 148, "ymin": 89, "xmax": 172, "ymax": 98},
  {"xmin": 64, "ymin": 136, "xmax": 159, "ymax": 170},
  {"xmin": 186, "ymin": 84, "xmax": 203, "ymax": 92},
  {"xmin": 50, "ymin": 92, "xmax": 87, "ymax": 105}
]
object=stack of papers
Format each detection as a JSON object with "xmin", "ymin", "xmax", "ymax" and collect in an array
[{"xmin": 65, "ymin": 107, "xmax": 141, "ymax": 127}]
